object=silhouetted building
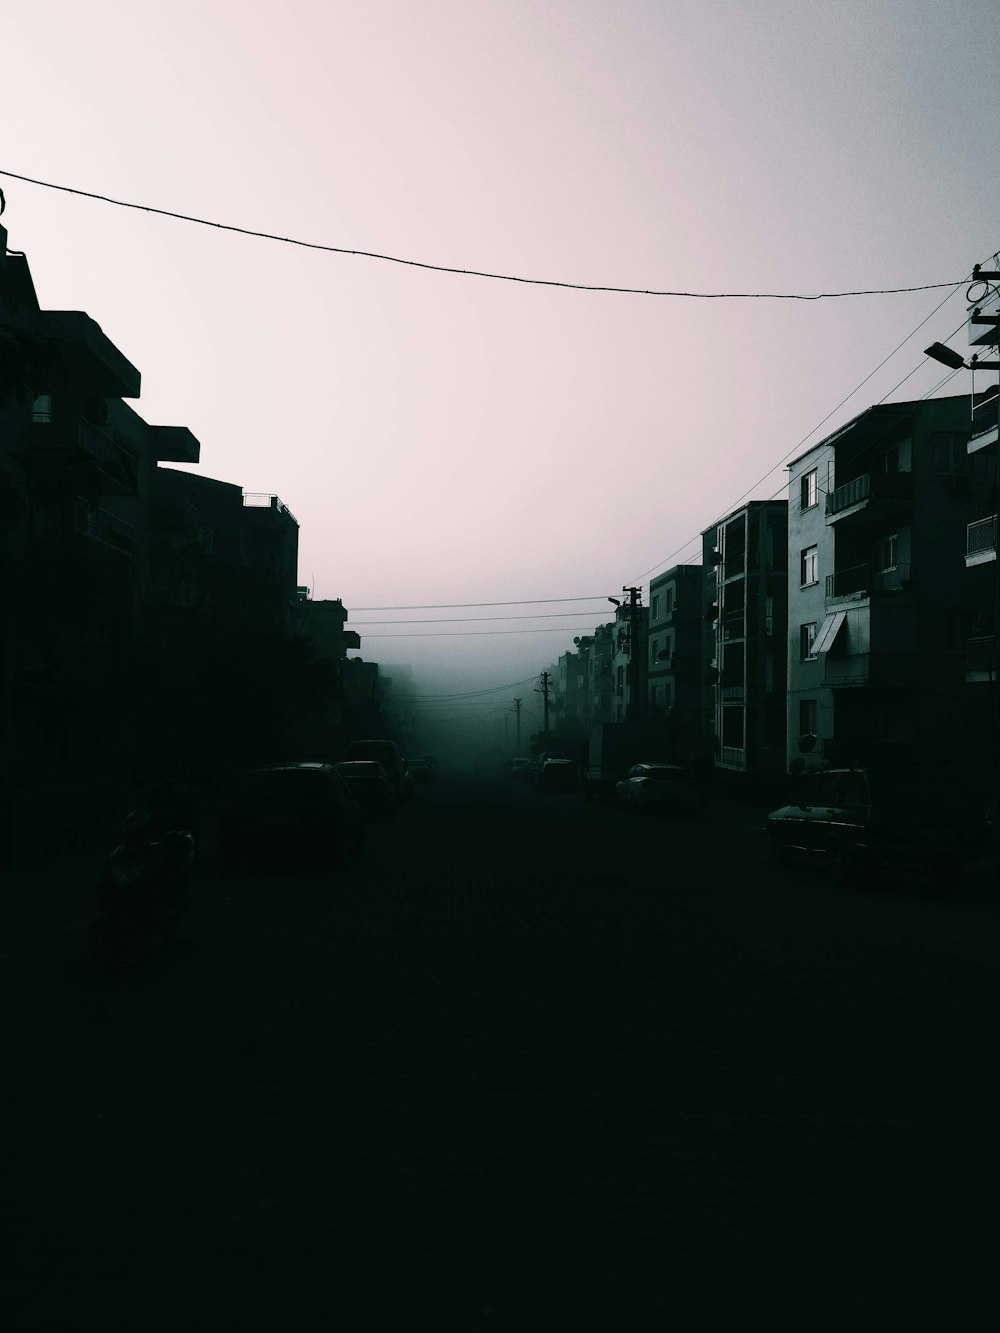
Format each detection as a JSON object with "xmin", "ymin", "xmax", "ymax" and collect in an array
[
  {"xmin": 702, "ymin": 501, "xmax": 788, "ymax": 780},
  {"xmin": 647, "ymin": 565, "xmax": 702, "ymax": 759}
]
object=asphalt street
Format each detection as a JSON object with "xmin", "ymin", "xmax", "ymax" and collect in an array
[{"xmin": 2, "ymin": 774, "xmax": 997, "ymax": 1331}]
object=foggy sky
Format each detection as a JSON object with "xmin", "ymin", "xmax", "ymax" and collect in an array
[{"xmin": 4, "ymin": 0, "xmax": 998, "ymax": 702}]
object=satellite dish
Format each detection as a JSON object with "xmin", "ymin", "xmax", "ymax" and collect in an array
[
  {"xmin": 657, "ymin": 650, "xmax": 671, "ymax": 661},
  {"xmin": 798, "ymin": 733, "xmax": 817, "ymax": 754},
  {"xmin": 704, "ymin": 666, "xmax": 720, "ymax": 685},
  {"xmin": 709, "ymin": 549, "xmax": 723, "ymax": 565},
  {"xmin": 706, "ymin": 603, "xmax": 719, "ymax": 621}
]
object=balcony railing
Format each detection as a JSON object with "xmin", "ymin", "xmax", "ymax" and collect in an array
[
  {"xmin": 82, "ymin": 507, "xmax": 135, "ymax": 556},
  {"xmin": 825, "ymin": 563, "xmax": 911, "ymax": 600},
  {"xmin": 722, "ymin": 609, "xmax": 745, "ymax": 640},
  {"xmin": 243, "ymin": 492, "xmax": 299, "ymax": 525},
  {"xmin": 967, "ymin": 515, "xmax": 996, "ymax": 560},
  {"xmin": 967, "ymin": 636, "xmax": 995, "ymax": 676},
  {"xmin": 826, "ymin": 470, "xmax": 912, "ymax": 518},
  {"xmin": 826, "ymin": 473, "xmax": 869, "ymax": 515}
]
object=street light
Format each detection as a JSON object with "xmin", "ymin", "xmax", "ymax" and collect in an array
[
  {"xmin": 926, "ymin": 330, "xmax": 1000, "ymax": 879},
  {"xmin": 924, "ymin": 341, "xmax": 969, "ymax": 371}
]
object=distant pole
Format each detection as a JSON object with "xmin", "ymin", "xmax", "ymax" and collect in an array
[
  {"xmin": 538, "ymin": 671, "xmax": 551, "ymax": 737},
  {"xmin": 513, "ymin": 697, "xmax": 522, "ymax": 748},
  {"xmin": 624, "ymin": 585, "xmax": 642, "ymax": 720}
]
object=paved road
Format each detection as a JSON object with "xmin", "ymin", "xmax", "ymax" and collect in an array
[{"xmin": 3, "ymin": 776, "xmax": 997, "ymax": 1330}]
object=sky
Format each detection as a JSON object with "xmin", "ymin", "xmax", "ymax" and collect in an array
[{"xmin": 4, "ymin": 0, "xmax": 999, "ymax": 729}]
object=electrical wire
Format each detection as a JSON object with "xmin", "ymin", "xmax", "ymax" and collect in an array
[
  {"xmin": 350, "ymin": 595, "xmax": 616, "ymax": 611},
  {"xmin": 353, "ymin": 609, "xmax": 619, "ymax": 625},
  {"xmin": 631, "ymin": 252, "xmax": 997, "ymax": 587},
  {"xmin": 393, "ymin": 675, "xmax": 540, "ymax": 700},
  {"xmin": 0, "ymin": 167, "xmax": 964, "ymax": 302},
  {"xmin": 360, "ymin": 626, "xmax": 604, "ymax": 637}
]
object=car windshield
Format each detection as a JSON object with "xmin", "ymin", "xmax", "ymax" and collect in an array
[
  {"xmin": 234, "ymin": 770, "xmax": 331, "ymax": 801},
  {"xmin": 335, "ymin": 763, "xmax": 382, "ymax": 777}
]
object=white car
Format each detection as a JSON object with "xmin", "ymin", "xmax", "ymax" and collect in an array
[{"xmin": 616, "ymin": 763, "xmax": 699, "ymax": 815}]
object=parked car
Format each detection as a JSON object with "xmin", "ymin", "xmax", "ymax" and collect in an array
[
  {"xmin": 764, "ymin": 764, "xmax": 990, "ymax": 888},
  {"xmin": 536, "ymin": 758, "xmax": 580, "ymax": 794},
  {"xmin": 405, "ymin": 758, "xmax": 434, "ymax": 785},
  {"xmin": 217, "ymin": 763, "xmax": 364, "ymax": 872},
  {"xmin": 346, "ymin": 739, "xmax": 410, "ymax": 803},
  {"xmin": 333, "ymin": 760, "xmax": 395, "ymax": 815},
  {"xmin": 616, "ymin": 763, "xmax": 699, "ymax": 815},
  {"xmin": 510, "ymin": 757, "xmax": 534, "ymax": 782}
]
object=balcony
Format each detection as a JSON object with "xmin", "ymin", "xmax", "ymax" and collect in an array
[
  {"xmin": 968, "ymin": 396, "xmax": 998, "ymax": 454},
  {"xmin": 966, "ymin": 516, "xmax": 996, "ymax": 566},
  {"xmin": 79, "ymin": 507, "xmax": 135, "ymax": 558},
  {"xmin": 825, "ymin": 470, "xmax": 913, "ymax": 526},
  {"xmin": 825, "ymin": 563, "xmax": 912, "ymax": 602},
  {"xmin": 30, "ymin": 417, "xmax": 140, "ymax": 496},
  {"xmin": 722, "ymin": 609, "xmax": 745, "ymax": 641},
  {"xmin": 824, "ymin": 652, "xmax": 916, "ymax": 688},
  {"xmin": 966, "ymin": 636, "xmax": 995, "ymax": 683}
]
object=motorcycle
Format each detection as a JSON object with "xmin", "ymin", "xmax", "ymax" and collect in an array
[{"xmin": 89, "ymin": 796, "xmax": 196, "ymax": 975}]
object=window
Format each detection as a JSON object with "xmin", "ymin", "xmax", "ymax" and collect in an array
[
  {"xmin": 650, "ymin": 685, "xmax": 659, "ymax": 707},
  {"xmin": 765, "ymin": 595, "xmax": 774, "ymax": 636},
  {"xmin": 876, "ymin": 534, "xmax": 898, "ymax": 571},
  {"xmin": 650, "ymin": 639, "xmax": 658, "ymax": 665},
  {"xmin": 934, "ymin": 433, "xmax": 970, "ymax": 475},
  {"xmin": 663, "ymin": 681, "xmax": 673, "ymax": 708},
  {"xmin": 800, "ymin": 469, "xmax": 818, "ymax": 510},
  {"xmin": 665, "ymin": 587, "xmax": 675, "ymax": 613},
  {"xmin": 800, "ymin": 623, "xmax": 818, "ymax": 660},
  {"xmin": 31, "ymin": 394, "xmax": 53, "ymax": 423},
  {"xmin": 651, "ymin": 595, "xmax": 659, "ymax": 619},
  {"xmin": 799, "ymin": 699, "xmax": 817, "ymax": 738},
  {"xmin": 880, "ymin": 439, "xmax": 912, "ymax": 473},
  {"xmin": 800, "ymin": 545, "xmax": 818, "ymax": 586}
]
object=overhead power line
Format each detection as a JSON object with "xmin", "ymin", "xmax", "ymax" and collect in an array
[
  {"xmin": 632, "ymin": 252, "xmax": 996, "ymax": 585},
  {"xmin": 0, "ymin": 168, "xmax": 962, "ymax": 301},
  {"xmin": 360, "ymin": 626, "xmax": 605, "ymax": 638},
  {"xmin": 351, "ymin": 595, "xmax": 615, "ymax": 610},
  {"xmin": 354, "ymin": 609, "xmax": 615, "ymax": 625},
  {"xmin": 394, "ymin": 675, "xmax": 539, "ymax": 700}
]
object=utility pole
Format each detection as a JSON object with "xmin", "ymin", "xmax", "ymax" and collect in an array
[
  {"xmin": 513, "ymin": 697, "xmax": 522, "ymax": 749},
  {"xmin": 623, "ymin": 585, "xmax": 642, "ymax": 721},
  {"xmin": 537, "ymin": 671, "xmax": 551, "ymax": 737}
]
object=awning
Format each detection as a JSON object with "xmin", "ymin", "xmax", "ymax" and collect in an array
[{"xmin": 812, "ymin": 610, "xmax": 846, "ymax": 655}]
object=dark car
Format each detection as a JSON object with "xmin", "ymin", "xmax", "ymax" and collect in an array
[
  {"xmin": 346, "ymin": 739, "xmax": 410, "ymax": 804},
  {"xmin": 405, "ymin": 759, "xmax": 434, "ymax": 785},
  {"xmin": 536, "ymin": 758, "xmax": 580, "ymax": 794},
  {"xmin": 333, "ymin": 760, "xmax": 394, "ymax": 815},
  {"xmin": 764, "ymin": 764, "xmax": 989, "ymax": 888},
  {"xmin": 616, "ymin": 762, "xmax": 699, "ymax": 816},
  {"xmin": 217, "ymin": 763, "xmax": 364, "ymax": 872}
]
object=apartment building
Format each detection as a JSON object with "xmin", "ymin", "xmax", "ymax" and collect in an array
[
  {"xmin": 647, "ymin": 565, "xmax": 702, "ymax": 758},
  {"xmin": 786, "ymin": 393, "xmax": 994, "ymax": 774},
  {"xmin": 702, "ymin": 502, "xmax": 788, "ymax": 777}
]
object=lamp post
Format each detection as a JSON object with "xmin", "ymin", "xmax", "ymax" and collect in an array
[{"xmin": 926, "ymin": 315, "xmax": 1000, "ymax": 876}]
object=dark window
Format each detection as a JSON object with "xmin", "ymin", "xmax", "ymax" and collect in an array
[
  {"xmin": 801, "ymin": 470, "xmax": 818, "ymax": 510},
  {"xmin": 800, "ymin": 623, "xmax": 818, "ymax": 660},
  {"xmin": 799, "ymin": 699, "xmax": 817, "ymax": 737},
  {"xmin": 934, "ymin": 432, "xmax": 970, "ymax": 475}
]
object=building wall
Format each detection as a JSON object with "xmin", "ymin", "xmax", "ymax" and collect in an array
[
  {"xmin": 702, "ymin": 501, "xmax": 788, "ymax": 776},
  {"xmin": 786, "ymin": 394, "xmax": 992, "ymax": 775}
]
